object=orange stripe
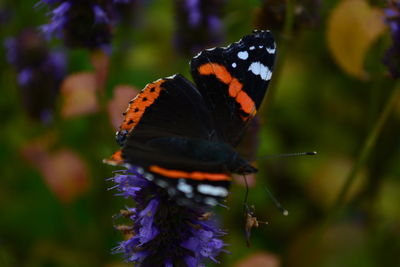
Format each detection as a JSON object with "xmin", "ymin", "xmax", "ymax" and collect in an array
[
  {"xmin": 228, "ymin": 78, "xmax": 242, "ymax": 97},
  {"xmin": 149, "ymin": 165, "xmax": 231, "ymax": 181},
  {"xmin": 198, "ymin": 63, "xmax": 232, "ymax": 84},
  {"xmin": 120, "ymin": 79, "xmax": 164, "ymax": 132},
  {"xmin": 198, "ymin": 63, "xmax": 256, "ymax": 120},
  {"xmin": 236, "ymin": 90, "xmax": 255, "ymax": 114}
]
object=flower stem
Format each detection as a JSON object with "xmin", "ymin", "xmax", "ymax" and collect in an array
[
  {"xmin": 307, "ymin": 81, "xmax": 400, "ymax": 265},
  {"xmin": 333, "ymin": 82, "xmax": 400, "ymax": 210}
]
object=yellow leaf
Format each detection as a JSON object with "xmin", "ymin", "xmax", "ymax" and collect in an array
[
  {"xmin": 327, "ymin": 0, "xmax": 385, "ymax": 79},
  {"xmin": 60, "ymin": 72, "xmax": 99, "ymax": 118}
]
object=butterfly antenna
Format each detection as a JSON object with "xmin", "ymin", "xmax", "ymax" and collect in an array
[
  {"xmin": 258, "ymin": 151, "xmax": 317, "ymax": 160},
  {"xmin": 264, "ymin": 186, "xmax": 289, "ymax": 216}
]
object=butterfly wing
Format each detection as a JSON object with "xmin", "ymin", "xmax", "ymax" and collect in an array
[
  {"xmin": 107, "ymin": 74, "xmax": 231, "ymax": 205},
  {"xmin": 190, "ymin": 30, "xmax": 276, "ymax": 146},
  {"xmin": 115, "ymin": 74, "xmax": 215, "ymax": 146}
]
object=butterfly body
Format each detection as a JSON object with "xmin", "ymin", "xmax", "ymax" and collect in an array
[{"xmin": 106, "ymin": 30, "xmax": 276, "ymax": 206}]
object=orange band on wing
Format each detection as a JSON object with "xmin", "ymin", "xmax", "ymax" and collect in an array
[
  {"xmin": 199, "ymin": 63, "xmax": 233, "ymax": 84},
  {"xmin": 198, "ymin": 63, "xmax": 256, "ymax": 119},
  {"xmin": 103, "ymin": 150, "xmax": 123, "ymax": 166},
  {"xmin": 149, "ymin": 165, "xmax": 231, "ymax": 181},
  {"xmin": 119, "ymin": 79, "xmax": 164, "ymax": 133}
]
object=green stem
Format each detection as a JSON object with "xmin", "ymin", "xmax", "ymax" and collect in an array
[
  {"xmin": 334, "ymin": 82, "xmax": 400, "ymax": 210},
  {"xmin": 307, "ymin": 81, "xmax": 400, "ymax": 265}
]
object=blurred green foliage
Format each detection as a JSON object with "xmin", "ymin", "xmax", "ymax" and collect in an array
[{"xmin": 1, "ymin": 0, "xmax": 400, "ymax": 266}]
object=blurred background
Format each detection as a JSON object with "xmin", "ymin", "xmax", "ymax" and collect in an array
[{"xmin": 1, "ymin": 0, "xmax": 400, "ymax": 266}]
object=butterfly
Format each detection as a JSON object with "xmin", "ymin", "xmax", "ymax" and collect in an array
[{"xmin": 105, "ymin": 30, "xmax": 276, "ymax": 206}]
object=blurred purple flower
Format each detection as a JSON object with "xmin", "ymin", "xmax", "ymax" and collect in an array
[
  {"xmin": 174, "ymin": 0, "xmax": 225, "ymax": 56},
  {"xmin": 4, "ymin": 28, "xmax": 66, "ymax": 123},
  {"xmin": 38, "ymin": 0, "xmax": 130, "ymax": 51},
  {"xmin": 383, "ymin": 0, "xmax": 400, "ymax": 78},
  {"xmin": 111, "ymin": 167, "xmax": 228, "ymax": 266}
]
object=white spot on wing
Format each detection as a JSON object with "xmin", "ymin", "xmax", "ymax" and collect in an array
[
  {"xmin": 144, "ymin": 173, "xmax": 154, "ymax": 181},
  {"xmin": 237, "ymin": 51, "xmax": 249, "ymax": 60},
  {"xmin": 197, "ymin": 184, "xmax": 228, "ymax": 197},
  {"xmin": 248, "ymin": 62, "xmax": 272, "ymax": 81},
  {"xmin": 267, "ymin": 43, "xmax": 276, "ymax": 54},
  {"xmin": 249, "ymin": 46, "xmax": 255, "ymax": 50},
  {"xmin": 232, "ymin": 62, "xmax": 237, "ymax": 68},
  {"xmin": 178, "ymin": 179, "xmax": 193, "ymax": 194}
]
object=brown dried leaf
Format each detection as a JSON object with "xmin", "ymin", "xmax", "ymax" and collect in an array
[
  {"xmin": 90, "ymin": 49, "xmax": 110, "ymax": 91},
  {"xmin": 107, "ymin": 85, "xmax": 139, "ymax": 129},
  {"xmin": 60, "ymin": 72, "xmax": 99, "ymax": 118},
  {"xmin": 327, "ymin": 0, "xmax": 385, "ymax": 79},
  {"xmin": 234, "ymin": 252, "xmax": 280, "ymax": 267},
  {"xmin": 22, "ymin": 141, "xmax": 90, "ymax": 203}
]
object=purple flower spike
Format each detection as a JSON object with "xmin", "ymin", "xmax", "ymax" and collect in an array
[
  {"xmin": 186, "ymin": 0, "xmax": 201, "ymax": 27},
  {"xmin": 111, "ymin": 167, "xmax": 228, "ymax": 266},
  {"xmin": 93, "ymin": 5, "xmax": 110, "ymax": 24},
  {"xmin": 38, "ymin": 0, "xmax": 130, "ymax": 51},
  {"xmin": 174, "ymin": 0, "xmax": 226, "ymax": 55},
  {"xmin": 18, "ymin": 68, "xmax": 34, "ymax": 86},
  {"xmin": 4, "ymin": 28, "xmax": 66, "ymax": 123}
]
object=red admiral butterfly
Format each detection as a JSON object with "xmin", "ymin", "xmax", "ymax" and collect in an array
[{"xmin": 105, "ymin": 30, "xmax": 276, "ymax": 206}]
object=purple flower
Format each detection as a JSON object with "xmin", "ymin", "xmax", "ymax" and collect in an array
[
  {"xmin": 40, "ymin": 1, "xmax": 71, "ymax": 39},
  {"xmin": 38, "ymin": 0, "xmax": 131, "ymax": 51},
  {"xmin": 383, "ymin": 0, "xmax": 400, "ymax": 78},
  {"xmin": 111, "ymin": 167, "xmax": 228, "ymax": 266},
  {"xmin": 93, "ymin": 5, "xmax": 110, "ymax": 24},
  {"xmin": 18, "ymin": 68, "xmax": 34, "ymax": 86},
  {"xmin": 4, "ymin": 28, "xmax": 66, "ymax": 123},
  {"xmin": 174, "ymin": 0, "xmax": 226, "ymax": 56},
  {"xmin": 186, "ymin": 0, "xmax": 201, "ymax": 27}
]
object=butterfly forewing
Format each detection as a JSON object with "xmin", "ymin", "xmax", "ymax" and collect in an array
[{"xmin": 190, "ymin": 30, "xmax": 276, "ymax": 145}]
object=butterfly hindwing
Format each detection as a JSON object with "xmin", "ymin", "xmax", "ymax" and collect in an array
[{"xmin": 123, "ymin": 140, "xmax": 231, "ymax": 206}]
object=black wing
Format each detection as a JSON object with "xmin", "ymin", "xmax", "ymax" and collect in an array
[
  {"xmin": 190, "ymin": 30, "xmax": 276, "ymax": 146},
  {"xmin": 116, "ymin": 74, "xmax": 215, "ymax": 145},
  {"xmin": 110, "ymin": 74, "xmax": 232, "ymax": 206}
]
